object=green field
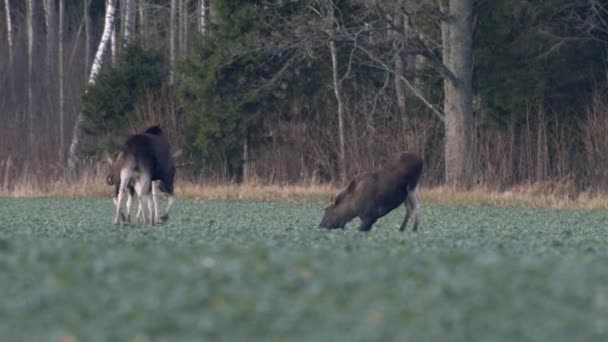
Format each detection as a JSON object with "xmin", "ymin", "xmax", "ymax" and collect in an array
[{"xmin": 1, "ymin": 198, "xmax": 608, "ymax": 341}]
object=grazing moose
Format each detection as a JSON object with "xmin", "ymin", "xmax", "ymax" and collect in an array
[
  {"xmin": 319, "ymin": 152, "xmax": 423, "ymax": 232},
  {"xmin": 107, "ymin": 126, "xmax": 176, "ymax": 224}
]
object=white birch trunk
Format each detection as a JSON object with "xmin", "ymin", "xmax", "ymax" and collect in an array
[
  {"xmin": 200, "ymin": 0, "xmax": 206, "ymax": 35},
  {"xmin": 3, "ymin": 0, "xmax": 12, "ymax": 65},
  {"xmin": 59, "ymin": 0, "xmax": 65, "ymax": 161},
  {"xmin": 170, "ymin": 0, "xmax": 177, "ymax": 84},
  {"xmin": 26, "ymin": 0, "xmax": 34, "ymax": 151},
  {"xmin": 67, "ymin": 0, "xmax": 117, "ymax": 173}
]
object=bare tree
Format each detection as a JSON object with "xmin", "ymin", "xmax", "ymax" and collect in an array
[
  {"xmin": 58, "ymin": 0, "xmax": 65, "ymax": 161},
  {"xmin": 170, "ymin": 0, "xmax": 177, "ymax": 84},
  {"xmin": 43, "ymin": 0, "xmax": 57, "ymax": 70},
  {"xmin": 124, "ymin": 0, "xmax": 134, "ymax": 44},
  {"xmin": 391, "ymin": 13, "xmax": 407, "ymax": 117},
  {"xmin": 3, "ymin": 0, "xmax": 12, "ymax": 65},
  {"xmin": 139, "ymin": 0, "xmax": 145, "ymax": 43},
  {"xmin": 111, "ymin": 23, "xmax": 117, "ymax": 65},
  {"xmin": 26, "ymin": 0, "xmax": 34, "ymax": 152},
  {"xmin": 67, "ymin": 0, "xmax": 117, "ymax": 174},
  {"xmin": 440, "ymin": 0, "xmax": 474, "ymax": 188},
  {"xmin": 327, "ymin": 2, "xmax": 346, "ymax": 184},
  {"xmin": 180, "ymin": 0, "xmax": 188, "ymax": 56}
]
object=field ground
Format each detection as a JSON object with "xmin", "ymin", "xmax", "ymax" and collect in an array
[{"xmin": 1, "ymin": 197, "xmax": 608, "ymax": 341}]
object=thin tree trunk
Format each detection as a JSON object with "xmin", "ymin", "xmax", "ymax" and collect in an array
[
  {"xmin": 441, "ymin": 0, "xmax": 474, "ymax": 189},
  {"xmin": 3, "ymin": 0, "xmax": 12, "ymax": 65},
  {"xmin": 67, "ymin": 0, "xmax": 117, "ymax": 174},
  {"xmin": 327, "ymin": 2, "xmax": 346, "ymax": 184},
  {"xmin": 242, "ymin": 135, "xmax": 249, "ymax": 184},
  {"xmin": 139, "ymin": 0, "xmax": 145, "ymax": 44},
  {"xmin": 124, "ymin": 0, "xmax": 133, "ymax": 44},
  {"xmin": 111, "ymin": 26, "xmax": 117, "ymax": 65},
  {"xmin": 59, "ymin": 0, "xmax": 65, "ymax": 161},
  {"xmin": 392, "ymin": 13, "xmax": 406, "ymax": 117},
  {"xmin": 26, "ymin": 0, "xmax": 34, "ymax": 153},
  {"xmin": 44, "ymin": 0, "xmax": 57, "ymax": 149},
  {"xmin": 181, "ymin": 0, "xmax": 188, "ymax": 55},
  {"xmin": 44, "ymin": 0, "xmax": 56, "ymax": 72},
  {"xmin": 200, "ymin": 0, "xmax": 207, "ymax": 35},
  {"xmin": 535, "ymin": 105, "xmax": 548, "ymax": 183},
  {"xmin": 170, "ymin": 0, "xmax": 177, "ymax": 84},
  {"xmin": 329, "ymin": 40, "xmax": 346, "ymax": 185}
]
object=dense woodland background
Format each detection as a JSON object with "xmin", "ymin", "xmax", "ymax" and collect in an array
[{"xmin": 1, "ymin": 0, "xmax": 608, "ymax": 192}]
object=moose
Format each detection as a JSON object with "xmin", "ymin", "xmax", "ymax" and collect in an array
[
  {"xmin": 106, "ymin": 126, "xmax": 176, "ymax": 224},
  {"xmin": 319, "ymin": 152, "xmax": 423, "ymax": 232}
]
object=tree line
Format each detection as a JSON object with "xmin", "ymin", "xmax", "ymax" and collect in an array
[{"xmin": 1, "ymin": 0, "xmax": 608, "ymax": 192}]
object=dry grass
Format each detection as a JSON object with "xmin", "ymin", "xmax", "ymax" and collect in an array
[
  {"xmin": 2, "ymin": 173, "xmax": 608, "ymax": 209},
  {"xmin": 423, "ymin": 182, "xmax": 608, "ymax": 210}
]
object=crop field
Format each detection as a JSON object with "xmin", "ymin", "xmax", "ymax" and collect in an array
[{"xmin": 1, "ymin": 197, "xmax": 608, "ymax": 341}]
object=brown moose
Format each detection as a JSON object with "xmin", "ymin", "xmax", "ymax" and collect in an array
[{"xmin": 319, "ymin": 152, "xmax": 423, "ymax": 232}]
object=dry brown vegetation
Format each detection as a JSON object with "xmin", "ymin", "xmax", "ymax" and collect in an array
[{"xmin": 2, "ymin": 166, "xmax": 608, "ymax": 210}]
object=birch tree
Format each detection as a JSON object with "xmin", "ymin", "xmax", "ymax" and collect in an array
[
  {"xmin": 67, "ymin": 0, "xmax": 117, "ymax": 173},
  {"xmin": 4, "ymin": 0, "xmax": 12, "ymax": 65},
  {"xmin": 200, "ymin": 0, "xmax": 207, "ymax": 35}
]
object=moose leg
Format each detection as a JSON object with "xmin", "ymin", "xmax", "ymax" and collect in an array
[
  {"xmin": 144, "ymin": 182, "xmax": 154, "ymax": 225},
  {"xmin": 135, "ymin": 187, "xmax": 146, "ymax": 223},
  {"xmin": 136, "ymin": 174, "xmax": 153, "ymax": 224},
  {"xmin": 399, "ymin": 199, "xmax": 413, "ymax": 232},
  {"xmin": 135, "ymin": 198, "xmax": 144, "ymax": 223},
  {"xmin": 152, "ymin": 181, "xmax": 160, "ymax": 224},
  {"xmin": 410, "ymin": 187, "xmax": 422, "ymax": 232},
  {"xmin": 358, "ymin": 217, "xmax": 377, "ymax": 232},
  {"xmin": 114, "ymin": 170, "xmax": 133, "ymax": 225},
  {"xmin": 125, "ymin": 190, "xmax": 133, "ymax": 223},
  {"xmin": 161, "ymin": 195, "xmax": 174, "ymax": 222}
]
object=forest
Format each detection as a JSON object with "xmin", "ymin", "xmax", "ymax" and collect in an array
[{"xmin": 1, "ymin": 0, "xmax": 608, "ymax": 192}]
